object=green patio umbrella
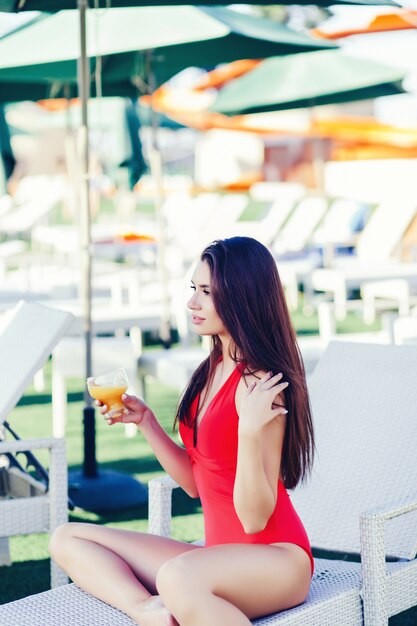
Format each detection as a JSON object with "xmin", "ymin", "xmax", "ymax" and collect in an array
[
  {"xmin": 0, "ymin": 6, "xmax": 335, "ymax": 102},
  {"xmin": 212, "ymin": 47, "xmax": 406, "ymax": 209},
  {"xmin": 0, "ymin": 0, "xmax": 400, "ymax": 9},
  {"xmin": 211, "ymin": 49, "xmax": 406, "ymax": 116}
]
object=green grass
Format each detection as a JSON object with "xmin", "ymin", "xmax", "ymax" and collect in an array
[
  {"xmin": 292, "ymin": 305, "xmax": 382, "ymax": 336},
  {"xmin": 1, "ymin": 313, "xmax": 417, "ymax": 624}
]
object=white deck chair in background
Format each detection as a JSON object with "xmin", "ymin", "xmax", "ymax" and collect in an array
[
  {"xmin": 272, "ymin": 194, "xmax": 329, "ymax": 256},
  {"xmin": 0, "ymin": 240, "xmax": 28, "ymax": 282},
  {"xmin": 165, "ymin": 192, "xmax": 221, "ymax": 263},
  {"xmin": 312, "ymin": 197, "xmax": 417, "ymax": 319},
  {"xmin": 391, "ymin": 309, "xmax": 417, "ymax": 345},
  {"xmin": 311, "ymin": 197, "xmax": 373, "ymax": 260},
  {"xmin": 221, "ymin": 182, "xmax": 305, "ymax": 246},
  {"xmin": 249, "ymin": 181, "xmax": 306, "ymax": 204},
  {"xmin": 0, "ymin": 301, "xmax": 74, "ymax": 587},
  {"xmin": 164, "ymin": 192, "xmax": 213, "ymax": 239},
  {"xmin": 1, "ymin": 176, "xmax": 65, "ymax": 238},
  {"xmin": 0, "ymin": 193, "xmax": 12, "ymax": 217},
  {"xmin": 204, "ymin": 193, "xmax": 249, "ymax": 242},
  {"xmin": 361, "ymin": 278, "xmax": 417, "ymax": 325},
  {"xmin": 268, "ymin": 195, "xmax": 329, "ymax": 311}
]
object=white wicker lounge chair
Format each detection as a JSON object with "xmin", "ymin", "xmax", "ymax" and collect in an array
[
  {"xmin": 0, "ymin": 301, "xmax": 74, "ymax": 587},
  {"xmin": 0, "ymin": 562, "xmax": 363, "ymax": 626},
  {"xmin": 1, "ymin": 341, "xmax": 417, "ymax": 625},
  {"xmin": 148, "ymin": 341, "xmax": 417, "ymax": 626}
]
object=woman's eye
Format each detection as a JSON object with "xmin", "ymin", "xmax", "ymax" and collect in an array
[
  {"xmin": 203, "ymin": 290, "xmax": 210, "ymax": 296},
  {"xmin": 190, "ymin": 285, "xmax": 196, "ymax": 291}
]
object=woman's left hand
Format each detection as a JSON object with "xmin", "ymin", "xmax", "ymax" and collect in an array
[{"xmin": 239, "ymin": 372, "xmax": 288, "ymax": 434}]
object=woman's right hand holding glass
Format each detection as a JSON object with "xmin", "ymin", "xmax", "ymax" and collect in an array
[{"xmin": 96, "ymin": 393, "xmax": 154, "ymax": 429}]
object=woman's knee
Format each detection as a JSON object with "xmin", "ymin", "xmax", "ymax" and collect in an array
[
  {"xmin": 156, "ymin": 557, "xmax": 179, "ymax": 596},
  {"xmin": 48, "ymin": 522, "xmax": 81, "ymax": 561},
  {"xmin": 157, "ymin": 555, "xmax": 194, "ymax": 596},
  {"xmin": 156, "ymin": 555, "xmax": 202, "ymax": 617}
]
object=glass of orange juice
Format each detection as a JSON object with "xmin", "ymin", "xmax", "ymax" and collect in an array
[{"xmin": 87, "ymin": 368, "xmax": 129, "ymax": 417}]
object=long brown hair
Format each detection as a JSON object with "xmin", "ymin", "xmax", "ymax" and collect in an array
[{"xmin": 176, "ymin": 237, "xmax": 314, "ymax": 489}]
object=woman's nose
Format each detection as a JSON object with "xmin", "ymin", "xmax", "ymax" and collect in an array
[{"xmin": 187, "ymin": 294, "xmax": 200, "ymax": 310}]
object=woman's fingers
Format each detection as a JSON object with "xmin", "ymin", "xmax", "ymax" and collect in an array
[
  {"xmin": 246, "ymin": 373, "xmax": 289, "ymax": 399},
  {"xmin": 274, "ymin": 380, "xmax": 289, "ymax": 394},
  {"xmin": 95, "ymin": 400, "xmax": 109, "ymax": 415},
  {"xmin": 95, "ymin": 399, "xmax": 128, "ymax": 423},
  {"xmin": 121, "ymin": 393, "xmax": 138, "ymax": 406},
  {"xmin": 272, "ymin": 405, "xmax": 288, "ymax": 417},
  {"xmin": 258, "ymin": 372, "xmax": 288, "ymax": 393}
]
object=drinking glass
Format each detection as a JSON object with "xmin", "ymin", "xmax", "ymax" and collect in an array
[{"xmin": 87, "ymin": 368, "xmax": 129, "ymax": 417}]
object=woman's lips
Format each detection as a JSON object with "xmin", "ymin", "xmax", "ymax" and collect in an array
[{"xmin": 191, "ymin": 315, "xmax": 205, "ymax": 325}]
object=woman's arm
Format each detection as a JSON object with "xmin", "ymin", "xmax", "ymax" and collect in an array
[
  {"xmin": 100, "ymin": 394, "xmax": 199, "ymax": 498},
  {"xmin": 233, "ymin": 372, "xmax": 288, "ymax": 534}
]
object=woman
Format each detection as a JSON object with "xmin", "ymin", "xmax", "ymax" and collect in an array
[{"xmin": 50, "ymin": 236, "xmax": 315, "ymax": 626}]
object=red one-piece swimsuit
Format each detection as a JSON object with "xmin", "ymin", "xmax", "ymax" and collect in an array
[{"xmin": 179, "ymin": 363, "xmax": 314, "ymax": 576}]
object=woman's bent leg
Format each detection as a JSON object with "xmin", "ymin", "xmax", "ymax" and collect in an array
[
  {"xmin": 156, "ymin": 542, "xmax": 311, "ymax": 626},
  {"xmin": 49, "ymin": 522, "xmax": 200, "ymax": 624}
]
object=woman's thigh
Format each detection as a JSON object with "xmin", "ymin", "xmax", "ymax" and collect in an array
[
  {"xmin": 60, "ymin": 522, "xmax": 201, "ymax": 594},
  {"xmin": 159, "ymin": 542, "xmax": 311, "ymax": 619}
]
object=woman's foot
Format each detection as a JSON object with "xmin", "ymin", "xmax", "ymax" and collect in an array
[{"xmin": 131, "ymin": 596, "xmax": 178, "ymax": 626}]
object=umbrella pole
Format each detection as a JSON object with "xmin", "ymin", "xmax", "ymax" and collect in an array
[
  {"xmin": 68, "ymin": 1, "xmax": 147, "ymax": 512},
  {"xmin": 148, "ymin": 64, "xmax": 172, "ymax": 348},
  {"xmin": 78, "ymin": 0, "xmax": 96, "ymax": 479}
]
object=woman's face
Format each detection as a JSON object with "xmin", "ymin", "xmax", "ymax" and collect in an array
[{"xmin": 187, "ymin": 260, "xmax": 228, "ymax": 338}]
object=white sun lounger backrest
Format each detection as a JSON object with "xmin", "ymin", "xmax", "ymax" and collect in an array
[
  {"xmin": 274, "ymin": 195, "xmax": 329, "ymax": 253},
  {"xmin": 174, "ymin": 193, "xmax": 220, "ymax": 241},
  {"xmin": 356, "ymin": 197, "xmax": 417, "ymax": 263},
  {"xmin": 163, "ymin": 192, "xmax": 193, "ymax": 237},
  {"xmin": 259, "ymin": 185, "xmax": 305, "ymax": 240},
  {"xmin": 291, "ymin": 341, "xmax": 417, "ymax": 560},
  {"xmin": 0, "ymin": 194, "xmax": 12, "ymax": 217},
  {"xmin": 1, "ymin": 176, "xmax": 65, "ymax": 237},
  {"xmin": 312, "ymin": 198, "xmax": 371, "ymax": 245},
  {"xmin": 207, "ymin": 193, "xmax": 248, "ymax": 240},
  {"xmin": 0, "ymin": 301, "xmax": 74, "ymax": 424}
]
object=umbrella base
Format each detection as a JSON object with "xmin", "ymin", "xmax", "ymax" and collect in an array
[{"xmin": 68, "ymin": 469, "xmax": 148, "ymax": 512}]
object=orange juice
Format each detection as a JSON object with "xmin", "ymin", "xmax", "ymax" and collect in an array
[{"xmin": 87, "ymin": 383, "xmax": 128, "ymax": 415}]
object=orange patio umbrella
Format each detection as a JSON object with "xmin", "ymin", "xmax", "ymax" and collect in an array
[{"xmin": 311, "ymin": 9, "xmax": 417, "ymax": 39}]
